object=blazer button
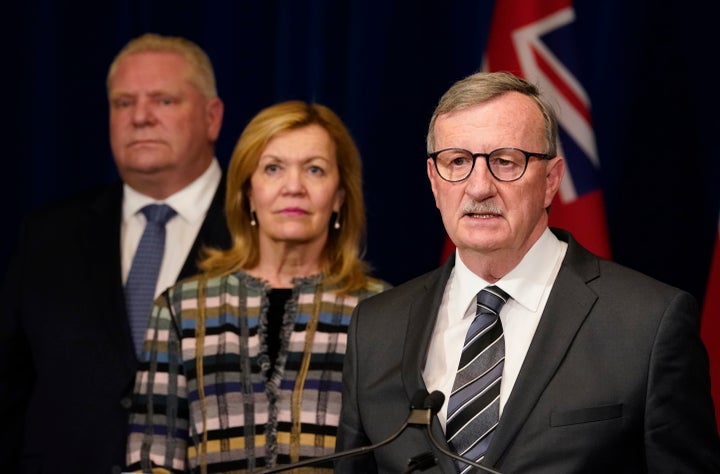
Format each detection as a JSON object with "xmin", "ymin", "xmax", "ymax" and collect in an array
[{"xmin": 119, "ymin": 396, "xmax": 132, "ymax": 410}]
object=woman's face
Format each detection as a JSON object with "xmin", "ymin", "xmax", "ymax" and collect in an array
[{"xmin": 248, "ymin": 124, "xmax": 345, "ymax": 248}]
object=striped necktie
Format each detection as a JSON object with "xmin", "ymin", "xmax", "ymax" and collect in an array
[
  {"xmin": 446, "ymin": 285, "xmax": 509, "ymax": 473},
  {"xmin": 125, "ymin": 204, "xmax": 176, "ymax": 357}
]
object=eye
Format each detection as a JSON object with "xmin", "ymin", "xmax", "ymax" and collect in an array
[
  {"xmin": 157, "ymin": 96, "xmax": 176, "ymax": 106},
  {"xmin": 264, "ymin": 163, "xmax": 281, "ymax": 174},
  {"xmin": 489, "ymin": 156, "xmax": 515, "ymax": 168},
  {"xmin": 308, "ymin": 165, "xmax": 325, "ymax": 176},
  {"xmin": 438, "ymin": 150, "xmax": 472, "ymax": 168},
  {"xmin": 450, "ymin": 155, "xmax": 471, "ymax": 167},
  {"xmin": 489, "ymin": 149, "xmax": 524, "ymax": 168},
  {"xmin": 111, "ymin": 97, "xmax": 134, "ymax": 108}
]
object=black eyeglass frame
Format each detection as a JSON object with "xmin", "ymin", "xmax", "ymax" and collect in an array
[{"xmin": 427, "ymin": 147, "xmax": 555, "ymax": 183}]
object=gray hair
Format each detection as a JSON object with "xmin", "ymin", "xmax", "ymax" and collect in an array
[{"xmin": 426, "ymin": 71, "xmax": 558, "ymax": 156}]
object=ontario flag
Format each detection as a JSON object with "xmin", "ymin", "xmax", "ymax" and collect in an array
[
  {"xmin": 440, "ymin": 0, "xmax": 612, "ymax": 262},
  {"xmin": 702, "ymin": 215, "xmax": 720, "ymax": 430}
]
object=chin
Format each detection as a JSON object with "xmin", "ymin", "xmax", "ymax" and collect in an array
[
  {"xmin": 124, "ymin": 155, "xmax": 172, "ymax": 173},
  {"xmin": 267, "ymin": 230, "xmax": 313, "ymax": 242},
  {"xmin": 455, "ymin": 233, "xmax": 505, "ymax": 253}
]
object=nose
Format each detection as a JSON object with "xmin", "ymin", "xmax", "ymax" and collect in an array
[
  {"xmin": 281, "ymin": 167, "xmax": 306, "ymax": 194},
  {"xmin": 464, "ymin": 158, "xmax": 497, "ymax": 198},
  {"xmin": 131, "ymin": 98, "xmax": 156, "ymax": 127}
]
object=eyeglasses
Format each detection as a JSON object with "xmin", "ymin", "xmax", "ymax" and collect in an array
[{"xmin": 428, "ymin": 147, "xmax": 555, "ymax": 182}]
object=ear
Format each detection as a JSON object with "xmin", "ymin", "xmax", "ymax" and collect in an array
[
  {"xmin": 544, "ymin": 156, "xmax": 565, "ymax": 208},
  {"xmin": 206, "ymin": 97, "xmax": 224, "ymax": 141},
  {"xmin": 333, "ymin": 187, "xmax": 346, "ymax": 212},
  {"xmin": 427, "ymin": 158, "xmax": 441, "ymax": 209}
]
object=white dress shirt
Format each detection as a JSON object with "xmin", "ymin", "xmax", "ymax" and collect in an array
[
  {"xmin": 422, "ymin": 228, "xmax": 568, "ymax": 429},
  {"xmin": 121, "ymin": 158, "xmax": 222, "ymax": 299}
]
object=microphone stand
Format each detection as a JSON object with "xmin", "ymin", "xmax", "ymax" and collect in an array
[
  {"xmin": 255, "ymin": 389, "xmax": 504, "ymax": 474},
  {"xmin": 423, "ymin": 391, "xmax": 505, "ymax": 474},
  {"xmin": 424, "ymin": 423, "xmax": 504, "ymax": 474}
]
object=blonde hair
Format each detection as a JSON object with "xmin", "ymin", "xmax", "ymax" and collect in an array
[
  {"xmin": 106, "ymin": 33, "xmax": 217, "ymax": 99},
  {"xmin": 201, "ymin": 100, "xmax": 371, "ymax": 293}
]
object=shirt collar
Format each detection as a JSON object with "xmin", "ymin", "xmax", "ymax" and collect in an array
[
  {"xmin": 452, "ymin": 251, "xmax": 491, "ymax": 320},
  {"xmin": 122, "ymin": 158, "xmax": 221, "ymax": 223},
  {"xmin": 452, "ymin": 228, "xmax": 566, "ymax": 317},
  {"xmin": 498, "ymin": 228, "xmax": 566, "ymax": 312}
]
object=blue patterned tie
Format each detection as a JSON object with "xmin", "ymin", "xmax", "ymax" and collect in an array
[
  {"xmin": 446, "ymin": 285, "xmax": 509, "ymax": 473},
  {"xmin": 125, "ymin": 204, "xmax": 176, "ymax": 356}
]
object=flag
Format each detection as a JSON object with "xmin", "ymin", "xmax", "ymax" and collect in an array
[
  {"xmin": 702, "ymin": 215, "xmax": 720, "ymax": 430},
  {"xmin": 440, "ymin": 0, "xmax": 612, "ymax": 262}
]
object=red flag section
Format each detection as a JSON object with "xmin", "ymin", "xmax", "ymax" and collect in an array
[
  {"xmin": 441, "ymin": 0, "xmax": 612, "ymax": 262},
  {"xmin": 702, "ymin": 216, "xmax": 720, "ymax": 430},
  {"xmin": 547, "ymin": 190, "xmax": 610, "ymax": 259}
]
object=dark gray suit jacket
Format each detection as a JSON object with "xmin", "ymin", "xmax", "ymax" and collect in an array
[
  {"xmin": 336, "ymin": 228, "xmax": 720, "ymax": 473},
  {"xmin": 0, "ymin": 179, "xmax": 231, "ymax": 474}
]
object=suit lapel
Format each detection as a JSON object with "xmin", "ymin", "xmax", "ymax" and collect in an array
[
  {"xmin": 178, "ymin": 174, "xmax": 230, "ymax": 279},
  {"xmin": 87, "ymin": 183, "xmax": 136, "ymax": 368},
  {"xmin": 485, "ymin": 230, "xmax": 601, "ymax": 464},
  {"xmin": 399, "ymin": 256, "xmax": 458, "ymax": 472},
  {"xmin": 401, "ymin": 255, "xmax": 455, "ymax": 397},
  {"xmin": 88, "ymin": 183, "xmax": 125, "ymax": 315}
]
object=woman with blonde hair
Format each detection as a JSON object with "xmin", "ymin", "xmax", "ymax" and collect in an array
[{"xmin": 126, "ymin": 100, "xmax": 391, "ymax": 473}]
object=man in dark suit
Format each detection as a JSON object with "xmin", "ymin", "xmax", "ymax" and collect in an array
[
  {"xmin": 0, "ymin": 34, "xmax": 231, "ymax": 474},
  {"xmin": 336, "ymin": 71, "xmax": 720, "ymax": 473}
]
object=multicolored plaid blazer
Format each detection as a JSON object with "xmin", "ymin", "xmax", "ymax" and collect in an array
[{"xmin": 126, "ymin": 271, "xmax": 390, "ymax": 473}]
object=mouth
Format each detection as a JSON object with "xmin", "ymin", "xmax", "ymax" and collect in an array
[
  {"xmin": 465, "ymin": 212, "xmax": 500, "ymax": 219},
  {"xmin": 128, "ymin": 139, "xmax": 164, "ymax": 147},
  {"xmin": 279, "ymin": 207, "xmax": 309, "ymax": 216},
  {"xmin": 462, "ymin": 202, "xmax": 503, "ymax": 219}
]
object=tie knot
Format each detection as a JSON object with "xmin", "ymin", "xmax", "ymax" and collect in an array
[
  {"xmin": 476, "ymin": 285, "xmax": 509, "ymax": 316},
  {"xmin": 141, "ymin": 204, "xmax": 176, "ymax": 225}
]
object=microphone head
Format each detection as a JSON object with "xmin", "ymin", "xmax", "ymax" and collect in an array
[
  {"xmin": 410, "ymin": 389, "xmax": 429, "ymax": 409},
  {"xmin": 424, "ymin": 391, "xmax": 445, "ymax": 414}
]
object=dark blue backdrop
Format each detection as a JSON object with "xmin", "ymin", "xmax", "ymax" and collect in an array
[{"xmin": 4, "ymin": 0, "xmax": 719, "ymax": 308}]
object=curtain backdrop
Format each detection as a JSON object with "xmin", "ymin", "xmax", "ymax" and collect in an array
[{"xmin": 5, "ymin": 0, "xmax": 718, "ymax": 311}]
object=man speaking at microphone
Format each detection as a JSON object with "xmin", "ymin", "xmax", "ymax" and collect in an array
[{"xmin": 335, "ymin": 71, "xmax": 720, "ymax": 473}]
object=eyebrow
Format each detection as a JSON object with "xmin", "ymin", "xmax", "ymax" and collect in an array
[{"xmin": 261, "ymin": 154, "xmax": 332, "ymax": 163}]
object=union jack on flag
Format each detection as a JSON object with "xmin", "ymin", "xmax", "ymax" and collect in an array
[{"xmin": 441, "ymin": 0, "xmax": 612, "ymax": 261}]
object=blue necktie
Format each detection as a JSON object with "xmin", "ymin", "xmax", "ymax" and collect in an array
[
  {"xmin": 446, "ymin": 285, "xmax": 509, "ymax": 473},
  {"xmin": 125, "ymin": 204, "xmax": 176, "ymax": 357}
]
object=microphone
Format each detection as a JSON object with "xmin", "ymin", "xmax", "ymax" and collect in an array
[
  {"xmin": 423, "ymin": 391, "xmax": 505, "ymax": 474},
  {"xmin": 256, "ymin": 389, "xmax": 432, "ymax": 473}
]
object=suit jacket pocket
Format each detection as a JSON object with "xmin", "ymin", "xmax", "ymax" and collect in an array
[{"xmin": 550, "ymin": 404, "xmax": 623, "ymax": 427}]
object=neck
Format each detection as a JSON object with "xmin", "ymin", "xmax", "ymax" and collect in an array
[
  {"xmin": 123, "ymin": 155, "xmax": 214, "ymax": 200},
  {"xmin": 458, "ymin": 249, "xmax": 520, "ymax": 283},
  {"xmin": 458, "ymin": 225, "xmax": 547, "ymax": 282},
  {"xmin": 249, "ymin": 241, "xmax": 324, "ymax": 288}
]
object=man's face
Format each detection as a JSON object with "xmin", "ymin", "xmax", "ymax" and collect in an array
[
  {"xmin": 427, "ymin": 92, "xmax": 564, "ymax": 259},
  {"xmin": 108, "ymin": 51, "xmax": 223, "ymax": 197}
]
